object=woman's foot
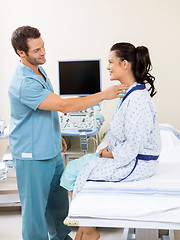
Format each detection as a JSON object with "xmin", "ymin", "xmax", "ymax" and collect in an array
[
  {"xmin": 75, "ymin": 227, "xmax": 83, "ymax": 240},
  {"xmin": 75, "ymin": 227, "xmax": 100, "ymax": 240}
]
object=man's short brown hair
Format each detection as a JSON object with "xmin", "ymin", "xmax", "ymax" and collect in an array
[{"xmin": 11, "ymin": 26, "xmax": 41, "ymax": 56}]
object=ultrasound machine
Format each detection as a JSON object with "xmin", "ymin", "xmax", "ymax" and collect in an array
[{"xmin": 58, "ymin": 59, "xmax": 104, "ymax": 152}]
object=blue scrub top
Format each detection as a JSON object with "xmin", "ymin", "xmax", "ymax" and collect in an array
[{"xmin": 8, "ymin": 63, "xmax": 62, "ymax": 160}]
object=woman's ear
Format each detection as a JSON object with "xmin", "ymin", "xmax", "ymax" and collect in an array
[{"xmin": 123, "ymin": 60, "xmax": 129, "ymax": 70}]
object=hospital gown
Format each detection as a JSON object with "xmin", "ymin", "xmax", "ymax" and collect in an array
[{"xmin": 61, "ymin": 84, "xmax": 161, "ymax": 198}]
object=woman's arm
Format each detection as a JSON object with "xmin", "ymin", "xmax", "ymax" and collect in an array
[{"xmin": 111, "ymin": 95, "xmax": 152, "ymax": 167}]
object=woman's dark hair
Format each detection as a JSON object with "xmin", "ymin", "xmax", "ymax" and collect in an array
[
  {"xmin": 11, "ymin": 26, "xmax": 41, "ymax": 56},
  {"xmin": 110, "ymin": 42, "xmax": 156, "ymax": 97}
]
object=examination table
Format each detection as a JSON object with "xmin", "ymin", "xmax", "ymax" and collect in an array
[{"xmin": 64, "ymin": 124, "xmax": 180, "ymax": 240}]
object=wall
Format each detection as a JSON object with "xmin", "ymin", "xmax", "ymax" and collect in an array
[{"xmin": 0, "ymin": 0, "xmax": 180, "ymax": 156}]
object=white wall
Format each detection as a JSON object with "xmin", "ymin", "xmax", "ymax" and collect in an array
[{"xmin": 0, "ymin": 0, "xmax": 180, "ymax": 156}]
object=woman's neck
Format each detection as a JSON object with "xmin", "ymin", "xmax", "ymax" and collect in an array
[{"xmin": 120, "ymin": 74, "xmax": 136, "ymax": 86}]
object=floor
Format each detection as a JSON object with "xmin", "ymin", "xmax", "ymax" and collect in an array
[
  {"xmin": 1, "ymin": 207, "xmax": 179, "ymax": 240},
  {"xmin": 0, "ymin": 207, "xmax": 123, "ymax": 240}
]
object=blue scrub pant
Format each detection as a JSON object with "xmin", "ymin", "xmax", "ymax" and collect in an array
[{"xmin": 13, "ymin": 152, "xmax": 72, "ymax": 240}]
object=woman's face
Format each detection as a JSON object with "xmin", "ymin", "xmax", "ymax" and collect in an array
[{"xmin": 107, "ymin": 50, "xmax": 124, "ymax": 82}]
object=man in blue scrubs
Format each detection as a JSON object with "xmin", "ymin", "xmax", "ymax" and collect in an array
[{"xmin": 8, "ymin": 26, "xmax": 126, "ymax": 240}]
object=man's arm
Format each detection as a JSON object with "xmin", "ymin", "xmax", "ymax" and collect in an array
[{"xmin": 38, "ymin": 84, "xmax": 128, "ymax": 113}]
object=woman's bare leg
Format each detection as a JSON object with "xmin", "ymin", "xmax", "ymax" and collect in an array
[
  {"xmin": 69, "ymin": 191, "xmax": 99, "ymax": 240},
  {"xmin": 68, "ymin": 190, "xmax": 73, "ymax": 200},
  {"xmin": 75, "ymin": 227, "xmax": 100, "ymax": 240}
]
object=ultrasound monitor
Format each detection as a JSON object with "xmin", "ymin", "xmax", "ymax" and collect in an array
[{"xmin": 58, "ymin": 59, "xmax": 101, "ymax": 97}]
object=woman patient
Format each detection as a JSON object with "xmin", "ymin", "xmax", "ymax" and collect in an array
[{"xmin": 60, "ymin": 42, "xmax": 161, "ymax": 240}]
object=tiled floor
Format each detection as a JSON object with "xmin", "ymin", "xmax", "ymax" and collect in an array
[
  {"xmin": 0, "ymin": 207, "xmax": 123, "ymax": 240},
  {"xmin": 0, "ymin": 207, "xmax": 22, "ymax": 240}
]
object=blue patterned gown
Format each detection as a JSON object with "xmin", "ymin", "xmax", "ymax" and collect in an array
[{"xmin": 60, "ymin": 84, "xmax": 161, "ymax": 198}]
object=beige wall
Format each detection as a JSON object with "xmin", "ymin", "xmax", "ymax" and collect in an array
[{"xmin": 0, "ymin": 0, "xmax": 180, "ymax": 156}]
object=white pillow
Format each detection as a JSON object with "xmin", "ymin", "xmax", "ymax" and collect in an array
[{"xmin": 159, "ymin": 124, "xmax": 180, "ymax": 148}]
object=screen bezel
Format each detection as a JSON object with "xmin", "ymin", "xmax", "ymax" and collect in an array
[{"xmin": 58, "ymin": 59, "xmax": 102, "ymax": 97}]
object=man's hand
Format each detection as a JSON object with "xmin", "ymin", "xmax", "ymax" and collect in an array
[
  {"xmin": 61, "ymin": 137, "xmax": 67, "ymax": 153},
  {"xmin": 99, "ymin": 146, "xmax": 113, "ymax": 158},
  {"xmin": 102, "ymin": 84, "xmax": 128, "ymax": 100}
]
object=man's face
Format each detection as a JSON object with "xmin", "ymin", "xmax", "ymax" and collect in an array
[{"xmin": 25, "ymin": 37, "xmax": 46, "ymax": 66}]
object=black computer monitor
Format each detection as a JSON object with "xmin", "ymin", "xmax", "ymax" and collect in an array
[{"xmin": 58, "ymin": 59, "xmax": 101, "ymax": 97}]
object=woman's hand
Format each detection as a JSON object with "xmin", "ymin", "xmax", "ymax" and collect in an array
[
  {"xmin": 99, "ymin": 146, "xmax": 113, "ymax": 158},
  {"xmin": 61, "ymin": 137, "xmax": 67, "ymax": 152}
]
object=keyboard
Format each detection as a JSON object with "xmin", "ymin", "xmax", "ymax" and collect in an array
[{"xmin": 60, "ymin": 112, "xmax": 95, "ymax": 130}]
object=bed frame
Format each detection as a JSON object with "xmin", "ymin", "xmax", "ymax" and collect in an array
[{"xmin": 64, "ymin": 216, "xmax": 177, "ymax": 240}]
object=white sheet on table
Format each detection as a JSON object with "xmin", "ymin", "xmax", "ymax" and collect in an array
[{"xmin": 69, "ymin": 142, "xmax": 180, "ymax": 223}]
